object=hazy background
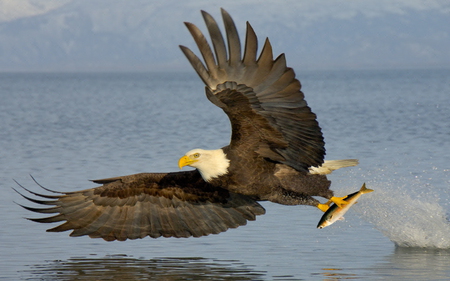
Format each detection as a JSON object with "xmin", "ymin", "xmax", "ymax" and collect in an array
[{"xmin": 1, "ymin": 0, "xmax": 449, "ymax": 72}]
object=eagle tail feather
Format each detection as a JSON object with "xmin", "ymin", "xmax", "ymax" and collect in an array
[{"xmin": 309, "ymin": 159, "xmax": 359, "ymax": 175}]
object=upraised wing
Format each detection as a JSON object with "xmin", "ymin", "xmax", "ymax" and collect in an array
[
  {"xmin": 180, "ymin": 9, "xmax": 325, "ymax": 171},
  {"xmin": 15, "ymin": 172, "xmax": 265, "ymax": 241}
]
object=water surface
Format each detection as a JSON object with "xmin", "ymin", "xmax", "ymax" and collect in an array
[{"xmin": 1, "ymin": 70, "xmax": 449, "ymax": 280}]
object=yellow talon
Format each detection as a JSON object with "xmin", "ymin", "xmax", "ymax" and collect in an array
[
  {"xmin": 330, "ymin": 196, "xmax": 349, "ymax": 208},
  {"xmin": 317, "ymin": 200, "xmax": 333, "ymax": 212},
  {"xmin": 317, "ymin": 203, "xmax": 330, "ymax": 212},
  {"xmin": 317, "ymin": 195, "xmax": 349, "ymax": 212}
]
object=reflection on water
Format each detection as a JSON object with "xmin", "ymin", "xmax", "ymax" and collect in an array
[
  {"xmin": 22, "ymin": 255, "xmax": 267, "ymax": 281},
  {"xmin": 368, "ymin": 246, "xmax": 450, "ymax": 280},
  {"xmin": 316, "ymin": 268, "xmax": 357, "ymax": 280}
]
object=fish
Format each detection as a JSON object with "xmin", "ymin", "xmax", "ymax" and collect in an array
[{"xmin": 317, "ymin": 183, "xmax": 373, "ymax": 229}]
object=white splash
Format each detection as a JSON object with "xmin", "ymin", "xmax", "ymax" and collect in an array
[{"xmin": 353, "ymin": 172, "xmax": 450, "ymax": 249}]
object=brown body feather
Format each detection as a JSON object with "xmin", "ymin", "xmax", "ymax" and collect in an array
[{"xmin": 16, "ymin": 9, "xmax": 355, "ymax": 241}]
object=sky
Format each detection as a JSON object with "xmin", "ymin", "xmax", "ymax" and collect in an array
[{"xmin": 0, "ymin": 0, "xmax": 449, "ymax": 72}]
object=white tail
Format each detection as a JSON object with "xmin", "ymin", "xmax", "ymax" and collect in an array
[{"xmin": 309, "ymin": 159, "xmax": 359, "ymax": 175}]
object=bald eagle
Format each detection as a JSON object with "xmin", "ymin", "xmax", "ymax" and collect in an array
[{"xmin": 16, "ymin": 9, "xmax": 358, "ymax": 241}]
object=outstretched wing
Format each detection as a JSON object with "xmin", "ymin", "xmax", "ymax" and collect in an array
[
  {"xmin": 15, "ymin": 172, "xmax": 265, "ymax": 241},
  {"xmin": 180, "ymin": 9, "xmax": 325, "ymax": 171}
]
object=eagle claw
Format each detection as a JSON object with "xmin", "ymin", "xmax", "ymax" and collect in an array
[
  {"xmin": 330, "ymin": 196, "xmax": 349, "ymax": 208},
  {"xmin": 317, "ymin": 196, "xmax": 349, "ymax": 212},
  {"xmin": 317, "ymin": 203, "xmax": 331, "ymax": 212}
]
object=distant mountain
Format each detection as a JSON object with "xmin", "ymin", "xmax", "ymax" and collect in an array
[{"xmin": 0, "ymin": 0, "xmax": 449, "ymax": 71}]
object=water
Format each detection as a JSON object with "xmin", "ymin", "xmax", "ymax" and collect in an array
[{"xmin": 1, "ymin": 70, "xmax": 449, "ymax": 280}]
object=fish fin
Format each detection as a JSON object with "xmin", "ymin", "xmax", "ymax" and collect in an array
[
  {"xmin": 359, "ymin": 183, "xmax": 374, "ymax": 194},
  {"xmin": 339, "ymin": 217, "xmax": 345, "ymax": 221}
]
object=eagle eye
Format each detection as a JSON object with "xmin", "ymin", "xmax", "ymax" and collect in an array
[{"xmin": 193, "ymin": 153, "xmax": 200, "ymax": 158}]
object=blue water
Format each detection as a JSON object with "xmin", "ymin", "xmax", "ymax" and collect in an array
[{"xmin": 1, "ymin": 70, "xmax": 449, "ymax": 280}]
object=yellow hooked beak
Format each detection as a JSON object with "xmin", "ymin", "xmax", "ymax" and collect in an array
[{"xmin": 178, "ymin": 155, "xmax": 198, "ymax": 169}]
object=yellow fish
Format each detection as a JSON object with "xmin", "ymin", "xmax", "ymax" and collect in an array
[{"xmin": 317, "ymin": 183, "xmax": 373, "ymax": 229}]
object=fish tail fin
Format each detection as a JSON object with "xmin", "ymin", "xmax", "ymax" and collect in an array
[
  {"xmin": 359, "ymin": 183, "xmax": 374, "ymax": 194},
  {"xmin": 308, "ymin": 159, "xmax": 359, "ymax": 175}
]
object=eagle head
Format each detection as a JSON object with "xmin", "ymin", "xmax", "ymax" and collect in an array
[{"xmin": 178, "ymin": 148, "xmax": 230, "ymax": 182}]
